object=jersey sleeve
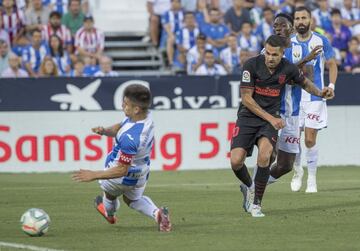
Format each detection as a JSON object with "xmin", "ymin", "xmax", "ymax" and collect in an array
[
  {"xmin": 118, "ymin": 134, "xmax": 137, "ymax": 165},
  {"xmin": 322, "ymin": 35, "xmax": 335, "ymax": 60},
  {"xmin": 288, "ymin": 63, "xmax": 305, "ymax": 86},
  {"xmin": 240, "ymin": 59, "xmax": 255, "ymax": 88}
]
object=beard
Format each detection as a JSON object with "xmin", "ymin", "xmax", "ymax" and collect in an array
[{"xmin": 296, "ymin": 23, "xmax": 310, "ymax": 34}]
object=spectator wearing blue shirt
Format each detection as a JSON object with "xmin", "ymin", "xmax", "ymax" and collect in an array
[
  {"xmin": 312, "ymin": 0, "xmax": 332, "ymax": 31},
  {"xmin": 343, "ymin": 37, "xmax": 360, "ymax": 73},
  {"xmin": 219, "ymin": 33, "xmax": 241, "ymax": 74},
  {"xmin": 254, "ymin": 7, "xmax": 274, "ymax": 47},
  {"xmin": 326, "ymin": 8, "xmax": 352, "ymax": 53},
  {"xmin": 161, "ymin": 0, "xmax": 184, "ymax": 66},
  {"xmin": 176, "ymin": 12, "xmax": 199, "ymax": 66},
  {"xmin": 194, "ymin": 0, "xmax": 209, "ymax": 33},
  {"xmin": 68, "ymin": 58, "xmax": 86, "ymax": 76},
  {"xmin": 224, "ymin": 0, "xmax": 251, "ymax": 35},
  {"xmin": 49, "ymin": 34, "xmax": 71, "ymax": 76},
  {"xmin": 203, "ymin": 8, "xmax": 230, "ymax": 53},
  {"xmin": 83, "ymin": 55, "xmax": 100, "ymax": 76},
  {"xmin": 22, "ymin": 29, "xmax": 49, "ymax": 77}
]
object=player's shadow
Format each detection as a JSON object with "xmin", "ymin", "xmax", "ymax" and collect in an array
[{"xmin": 266, "ymin": 200, "xmax": 360, "ymax": 216}]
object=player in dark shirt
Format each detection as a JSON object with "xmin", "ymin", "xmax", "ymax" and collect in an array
[{"xmin": 229, "ymin": 35, "xmax": 334, "ymax": 217}]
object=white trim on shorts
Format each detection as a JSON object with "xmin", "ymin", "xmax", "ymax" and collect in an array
[{"xmin": 299, "ymin": 100, "xmax": 327, "ymax": 130}]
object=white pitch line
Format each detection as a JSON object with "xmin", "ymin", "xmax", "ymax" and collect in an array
[{"xmin": 0, "ymin": 241, "xmax": 65, "ymax": 251}]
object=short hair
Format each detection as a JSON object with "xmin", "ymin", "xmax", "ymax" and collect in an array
[
  {"xmin": 49, "ymin": 11, "xmax": 62, "ymax": 19},
  {"xmin": 204, "ymin": 49, "xmax": 214, "ymax": 54},
  {"xmin": 31, "ymin": 29, "xmax": 42, "ymax": 36},
  {"xmin": 197, "ymin": 34, "xmax": 206, "ymax": 41},
  {"xmin": 185, "ymin": 11, "xmax": 195, "ymax": 16},
  {"xmin": 124, "ymin": 84, "xmax": 152, "ymax": 110},
  {"xmin": 350, "ymin": 37, "xmax": 359, "ymax": 43},
  {"xmin": 265, "ymin": 35, "xmax": 287, "ymax": 48},
  {"xmin": 331, "ymin": 8, "xmax": 341, "ymax": 16},
  {"xmin": 241, "ymin": 21, "xmax": 252, "ymax": 29},
  {"xmin": 275, "ymin": 13, "xmax": 293, "ymax": 25},
  {"xmin": 294, "ymin": 6, "xmax": 312, "ymax": 17},
  {"xmin": 263, "ymin": 7, "xmax": 273, "ymax": 14},
  {"xmin": 210, "ymin": 8, "xmax": 220, "ymax": 13}
]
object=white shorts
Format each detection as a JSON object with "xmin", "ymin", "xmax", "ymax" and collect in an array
[
  {"xmin": 278, "ymin": 115, "xmax": 300, "ymax": 154},
  {"xmin": 99, "ymin": 171, "xmax": 149, "ymax": 201},
  {"xmin": 299, "ymin": 101, "xmax": 327, "ymax": 129}
]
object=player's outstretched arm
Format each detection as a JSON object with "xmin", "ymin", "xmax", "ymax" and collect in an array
[
  {"xmin": 72, "ymin": 163, "xmax": 130, "ymax": 182},
  {"xmin": 299, "ymin": 77, "xmax": 334, "ymax": 99},
  {"xmin": 92, "ymin": 123, "xmax": 121, "ymax": 137},
  {"xmin": 241, "ymin": 88, "xmax": 285, "ymax": 130}
]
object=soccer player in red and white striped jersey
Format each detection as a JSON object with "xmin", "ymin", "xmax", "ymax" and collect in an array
[
  {"xmin": 42, "ymin": 11, "xmax": 72, "ymax": 54},
  {"xmin": 1, "ymin": 0, "xmax": 26, "ymax": 46},
  {"xmin": 74, "ymin": 16, "xmax": 104, "ymax": 59}
]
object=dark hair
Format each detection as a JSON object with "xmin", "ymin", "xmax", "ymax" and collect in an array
[
  {"xmin": 275, "ymin": 13, "xmax": 294, "ymax": 25},
  {"xmin": 124, "ymin": 84, "xmax": 152, "ymax": 110},
  {"xmin": 204, "ymin": 49, "xmax": 214, "ymax": 54},
  {"xmin": 350, "ymin": 37, "xmax": 359, "ymax": 43},
  {"xmin": 210, "ymin": 8, "xmax": 220, "ymax": 13},
  {"xmin": 197, "ymin": 34, "xmax": 206, "ymax": 41},
  {"xmin": 241, "ymin": 21, "xmax": 252, "ymax": 29},
  {"xmin": 294, "ymin": 6, "xmax": 312, "ymax": 17},
  {"xmin": 330, "ymin": 8, "xmax": 341, "ymax": 16},
  {"xmin": 263, "ymin": 7, "xmax": 273, "ymax": 14},
  {"xmin": 49, "ymin": 34, "xmax": 64, "ymax": 57},
  {"xmin": 32, "ymin": 28, "xmax": 42, "ymax": 36},
  {"xmin": 265, "ymin": 35, "xmax": 287, "ymax": 48},
  {"xmin": 49, "ymin": 11, "xmax": 62, "ymax": 19},
  {"xmin": 185, "ymin": 11, "xmax": 195, "ymax": 16}
]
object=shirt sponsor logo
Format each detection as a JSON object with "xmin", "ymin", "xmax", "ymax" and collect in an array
[{"xmin": 255, "ymin": 86, "xmax": 280, "ymax": 97}]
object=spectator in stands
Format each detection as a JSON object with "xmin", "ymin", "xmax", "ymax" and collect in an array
[
  {"xmin": 343, "ymin": 37, "xmax": 360, "ymax": 73},
  {"xmin": 0, "ymin": 17, "xmax": 11, "ymax": 45},
  {"xmin": 238, "ymin": 21, "xmax": 259, "ymax": 54},
  {"xmin": 212, "ymin": 0, "xmax": 233, "ymax": 14},
  {"xmin": 146, "ymin": 0, "xmax": 171, "ymax": 47},
  {"xmin": 162, "ymin": 0, "xmax": 184, "ymax": 67},
  {"xmin": 326, "ymin": 8, "xmax": 352, "ymax": 54},
  {"xmin": 203, "ymin": 8, "xmax": 230, "ymax": 53},
  {"xmin": 42, "ymin": 0, "xmax": 69, "ymax": 15},
  {"xmin": 311, "ymin": 16, "xmax": 326, "ymax": 35},
  {"xmin": 176, "ymin": 12, "xmax": 200, "ymax": 66},
  {"xmin": 186, "ymin": 34, "xmax": 206, "ymax": 74},
  {"xmin": 94, "ymin": 55, "xmax": 119, "ymax": 77},
  {"xmin": 195, "ymin": 49, "xmax": 227, "ymax": 75},
  {"xmin": 0, "ymin": 39, "xmax": 10, "ymax": 75},
  {"xmin": 42, "ymin": 11, "xmax": 72, "ymax": 54},
  {"xmin": 1, "ymin": 0, "xmax": 27, "ymax": 46},
  {"xmin": 1, "ymin": 52, "xmax": 28, "ymax": 77},
  {"xmin": 22, "ymin": 29, "xmax": 49, "ymax": 77},
  {"xmin": 39, "ymin": 56, "xmax": 58, "ymax": 76},
  {"xmin": 62, "ymin": 0, "xmax": 85, "ymax": 36},
  {"xmin": 25, "ymin": 0, "xmax": 52, "ymax": 34},
  {"xmin": 254, "ymin": 7, "xmax": 274, "ymax": 47},
  {"xmin": 81, "ymin": 0, "xmax": 92, "ymax": 16},
  {"xmin": 181, "ymin": 0, "xmax": 196, "ymax": 11},
  {"xmin": 224, "ymin": 0, "xmax": 251, "ymax": 35},
  {"xmin": 69, "ymin": 58, "xmax": 85, "ymax": 76},
  {"xmin": 250, "ymin": 0, "xmax": 267, "ymax": 27},
  {"xmin": 83, "ymin": 55, "xmax": 100, "ymax": 76},
  {"xmin": 324, "ymin": 32, "xmax": 343, "ymax": 67},
  {"xmin": 341, "ymin": 0, "xmax": 360, "ymax": 37},
  {"xmin": 220, "ymin": 33, "xmax": 241, "ymax": 74},
  {"xmin": 312, "ymin": 0, "xmax": 332, "ymax": 31},
  {"xmin": 49, "ymin": 34, "xmax": 71, "ymax": 76},
  {"xmin": 276, "ymin": 0, "xmax": 295, "ymax": 15},
  {"xmin": 74, "ymin": 15, "xmax": 104, "ymax": 60},
  {"xmin": 194, "ymin": 0, "xmax": 210, "ymax": 33}
]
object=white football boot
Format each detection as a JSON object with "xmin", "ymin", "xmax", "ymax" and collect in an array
[
  {"xmin": 290, "ymin": 165, "xmax": 304, "ymax": 192},
  {"xmin": 251, "ymin": 204, "xmax": 265, "ymax": 217},
  {"xmin": 305, "ymin": 174, "xmax": 318, "ymax": 193},
  {"xmin": 240, "ymin": 184, "xmax": 254, "ymax": 213}
]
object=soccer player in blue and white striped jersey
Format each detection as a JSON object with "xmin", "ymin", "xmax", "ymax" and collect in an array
[{"xmin": 73, "ymin": 84, "xmax": 172, "ymax": 232}]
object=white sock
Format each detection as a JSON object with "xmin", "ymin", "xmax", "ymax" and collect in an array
[
  {"xmin": 306, "ymin": 145, "xmax": 318, "ymax": 177},
  {"xmin": 294, "ymin": 144, "xmax": 302, "ymax": 169},
  {"xmin": 103, "ymin": 196, "xmax": 120, "ymax": 217},
  {"xmin": 129, "ymin": 196, "xmax": 158, "ymax": 220}
]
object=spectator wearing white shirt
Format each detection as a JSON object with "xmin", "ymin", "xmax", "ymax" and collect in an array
[
  {"xmin": 312, "ymin": 0, "xmax": 332, "ymax": 31},
  {"xmin": 220, "ymin": 33, "xmax": 241, "ymax": 74},
  {"xmin": 195, "ymin": 49, "xmax": 227, "ymax": 75},
  {"xmin": 341, "ymin": 0, "xmax": 360, "ymax": 36},
  {"xmin": 186, "ymin": 34, "xmax": 206, "ymax": 74},
  {"xmin": 25, "ymin": 0, "xmax": 52, "ymax": 34},
  {"xmin": 75, "ymin": 15, "xmax": 104, "ymax": 60},
  {"xmin": 254, "ymin": 7, "xmax": 274, "ymax": 47},
  {"xmin": 238, "ymin": 21, "xmax": 260, "ymax": 55},
  {"xmin": 1, "ymin": 52, "xmax": 28, "ymax": 78},
  {"xmin": 147, "ymin": 0, "xmax": 171, "ymax": 47},
  {"xmin": 49, "ymin": 34, "xmax": 71, "ymax": 76},
  {"xmin": 94, "ymin": 56, "xmax": 119, "ymax": 77},
  {"xmin": 0, "ymin": 18, "xmax": 11, "ymax": 46},
  {"xmin": 0, "ymin": 40, "xmax": 10, "ymax": 75},
  {"xmin": 250, "ymin": 0, "xmax": 267, "ymax": 27}
]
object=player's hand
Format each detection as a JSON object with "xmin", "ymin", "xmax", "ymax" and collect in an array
[
  {"xmin": 92, "ymin": 126, "xmax": 105, "ymax": 135},
  {"xmin": 270, "ymin": 117, "xmax": 285, "ymax": 130},
  {"xmin": 321, "ymin": 87, "xmax": 335, "ymax": 100},
  {"xmin": 308, "ymin": 45, "xmax": 323, "ymax": 61},
  {"xmin": 72, "ymin": 169, "xmax": 96, "ymax": 182}
]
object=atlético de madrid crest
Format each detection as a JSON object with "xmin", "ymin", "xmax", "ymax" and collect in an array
[{"xmin": 278, "ymin": 74, "xmax": 286, "ymax": 84}]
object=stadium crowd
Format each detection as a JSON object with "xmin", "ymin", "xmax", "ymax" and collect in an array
[
  {"xmin": 0, "ymin": 0, "xmax": 359, "ymax": 78},
  {"xmin": 0, "ymin": 0, "xmax": 119, "ymax": 78},
  {"xmin": 147, "ymin": 0, "xmax": 360, "ymax": 75}
]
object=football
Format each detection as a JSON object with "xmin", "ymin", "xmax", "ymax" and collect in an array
[{"xmin": 20, "ymin": 208, "xmax": 51, "ymax": 237}]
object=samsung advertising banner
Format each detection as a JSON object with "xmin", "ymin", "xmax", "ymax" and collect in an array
[{"xmin": 0, "ymin": 75, "xmax": 360, "ymax": 172}]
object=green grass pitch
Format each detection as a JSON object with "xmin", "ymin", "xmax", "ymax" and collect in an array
[{"xmin": 0, "ymin": 166, "xmax": 359, "ymax": 251}]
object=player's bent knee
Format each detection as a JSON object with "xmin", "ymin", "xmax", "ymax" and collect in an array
[{"xmin": 230, "ymin": 150, "xmax": 246, "ymax": 169}]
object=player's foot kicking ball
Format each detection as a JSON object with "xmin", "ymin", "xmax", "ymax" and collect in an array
[
  {"xmin": 240, "ymin": 184, "xmax": 254, "ymax": 213},
  {"xmin": 156, "ymin": 207, "xmax": 172, "ymax": 232},
  {"xmin": 291, "ymin": 165, "xmax": 304, "ymax": 192},
  {"xmin": 94, "ymin": 196, "xmax": 117, "ymax": 224},
  {"xmin": 251, "ymin": 204, "xmax": 265, "ymax": 217}
]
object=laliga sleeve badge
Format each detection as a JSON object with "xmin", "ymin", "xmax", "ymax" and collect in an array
[{"xmin": 242, "ymin": 70, "xmax": 250, "ymax": 83}]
